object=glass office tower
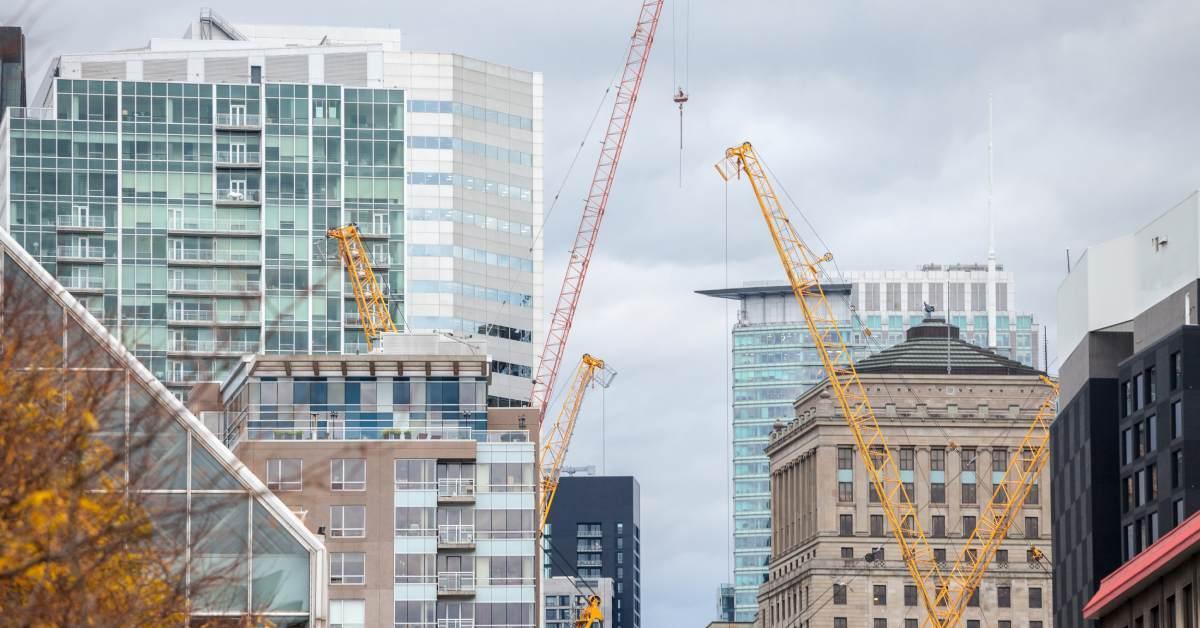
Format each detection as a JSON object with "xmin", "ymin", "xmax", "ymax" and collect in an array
[{"xmin": 1, "ymin": 78, "xmax": 405, "ymax": 398}]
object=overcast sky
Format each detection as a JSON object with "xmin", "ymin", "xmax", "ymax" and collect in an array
[{"xmin": 9, "ymin": 0, "xmax": 1200, "ymax": 624}]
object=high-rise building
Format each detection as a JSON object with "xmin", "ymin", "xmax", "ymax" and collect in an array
[
  {"xmin": 1052, "ymin": 191, "xmax": 1200, "ymax": 628},
  {"xmin": 758, "ymin": 317, "xmax": 1054, "ymax": 627},
  {"xmin": 0, "ymin": 26, "xmax": 25, "ymax": 117},
  {"xmin": 0, "ymin": 11, "xmax": 543, "ymax": 404},
  {"xmin": 699, "ymin": 264, "xmax": 1041, "ymax": 621},
  {"xmin": 543, "ymin": 576, "xmax": 615, "ymax": 628},
  {"xmin": 189, "ymin": 333, "xmax": 540, "ymax": 628},
  {"xmin": 0, "ymin": 222, "xmax": 326, "ymax": 623},
  {"xmin": 543, "ymin": 476, "xmax": 641, "ymax": 628}
]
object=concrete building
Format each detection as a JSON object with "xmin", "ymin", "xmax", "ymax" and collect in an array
[
  {"xmin": 0, "ymin": 211, "xmax": 326, "ymax": 623},
  {"xmin": 698, "ymin": 265, "xmax": 1040, "ymax": 621},
  {"xmin": 0, "ymin": 26, "xmax": 25, "ymax": 117},
  {"xmin": 0, "ymin": 10, "xmax": 543, "ymax": 404},
  {"xmin": 543, "ymin": 576, "xmax": 614, "ymax": 628},
  {"xmin": 758, "ymin": 317, "xmax": 1054, "ymax": 628},
  {"xmin": 1052, "ymin": 191, "xmax": 1200, "ymax": 628},
  {"xmin": 543, "ymin": 476, "xmax": 641, "ymax": 628},
  {"xmin": 1083, "ymin": 511, "xmax": 1200, "ymax": 627},
  {"xmin": 189, "ymin": 333, "xmax": 540, "ymax": 628}
]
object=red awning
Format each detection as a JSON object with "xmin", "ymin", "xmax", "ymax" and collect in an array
[{"xmin": 1084, "ymin": 511, "xmax": 1200, "ymax": 619}]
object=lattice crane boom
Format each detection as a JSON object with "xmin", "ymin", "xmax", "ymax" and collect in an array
[
  {"xmin": 538, "ymin": 354, "xmax": 615, "ymax": 534},
  {"xmin": 327, "ymin": 223, "xmax": 397, "ymax": 352},
  {"xmin": 530, "ymin": 0, "xmax": 665, "ymax": 422},
  {"xmin": 716, "ymin": 141, "xmax": 1057, "ymax": 627}
]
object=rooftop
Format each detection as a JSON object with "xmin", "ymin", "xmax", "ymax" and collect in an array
[
  {"xmin": 853, "ymin": 317, "xmax": 1042, "ymax": 376},
  {"xmin": 1084, "ymin": 510, "xmax": 1200, "ymax": 619}
]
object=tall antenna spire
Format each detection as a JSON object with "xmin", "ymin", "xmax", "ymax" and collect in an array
[{"xmin": 986, "ymin": 93, "xmax": 998, "ymax": 350}]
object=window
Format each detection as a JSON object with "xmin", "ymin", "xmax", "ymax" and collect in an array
[
  {"xmin": 330, "ymin": 599, "xmax": 365, "ymax": 628},
  {"xmin": 931, "ymin": 447, "xmax": 946, "ymax": 503},
  {"xmin": 932, "ymin": 515, "xmax": 946, "ymax": 538},
  {"xmin": 267, "ymin": 458, "xmax": 302, "ymax": 491},
  {"xmin": 963, "ymin": 516, "xmax": 976, "ymax": 537},
  {"xmin": 1177, "ymin": 499, "xmax": 1187, "ymax": 527},
  {"xmin": 995, "ymin": 549, "xmax": 1008, "ymax": 566},
  {"xmin": 1168, "ymin": 595, "xmax": 1177, "ymax": 628},
  {"xmin": 905, "ymin": 621, "xmax": 918, "ymax": 628},
  {"xmin": 1123, "ymin": 428, "xmax": 1134, "ymax": 465},
  {"xmin": 904, "ymin": 584, "xmax": 917, "ymax": 607},
  {"xmin": 962, "ymin": 483, "xmax": 976, "ymax": 505},
  {"xmin": 1029, "ymin": 586, "xmax": 1042, "ymax": 608},
  {"xmin": 1031, "ymin": 623, "xmax": 1043, "ymax": 628},
  {"xmin": 971, "ymin": 282, "xmax": 987, "ymax": 311},
  {"xmin": 1175, "ymin": 450, "xmax": 1185, "ymax": 489},
  {"xmin": 835, "ymin": 619, "xmax": 848, "ymax": 628},
  {"xmin": 873, "ymin": 584, "xmax": 887, "ymax": 605},
  {"xmin": 1125, "ymin": 380, "xmax": 1135, "ymax": 417},
  {"xmin": 331, "ymin": 552, "xmax": 366, "ymax": 584},
  {"xmin": 998, "ymin": 622, "xmax": 1011, "ymax": 628},
  {"xmin": 1025, "ymin": 516, "xmax": 1039, "ymax": 539},
  {"xmin": 1173, "ymin": 352, "xmax": 1183, "ymax": 390},
  {"xmin": 833, "ymin": 583, "xmax": 847, "ymax": 605},
  {"xmin": 1136, "ymin": 373, "xmax": 1147, "ymax": 409},
  {"xmin": 934, "ymin": 548, "xmax": 947, "ymax": 565},
  {"xmin": 839, "ymin": 514, "xmax": 854, "ymax": 536},
  {"xmin": 1149, "ymin": 366, "xmax": 1158, "ymax": 403},
  {"xmin": 874, "ymin": 619, "xmax": 887, "ymax": 628},
  {"xmin": 887, "ymin": 283, "xmax": 902, "ymax": 310},
  {"xmin": 871, "ymin": 514, "xmax": 885, "ymax": 537},
  {"xmin": 330, "ymin": 505, "xmax": 366, "ymax": 538},
  {"xmin": 395, "ymin": 459, "xmax": 435, "ymax": 489},
  {"xmin": 1149, "ymin": 416, "xmax": 1159, "ymax": 453},
  {"xmin": 967, "ymin": 621, "xmax": 980, "ymax": 628},
  {"xmin": 864, "ymin": 283, "xmax": 881, "ymax": 310},
  {"xmin": 997, "ymin": 585, "xmax": 1010, "ymax": 608},
  {"xmin": 331, "ymin": 458, "xmax": 366, "ymax": 490},
  {"xmin": 840, "ymin": 547, "xmax": 853, "ymax": 559},
  {"xmin": 838, "ymin": 448, "xmax": 854, "ymax": 502},
  {"xmin": 1174, "ymin": 401, "xmax": 1184, "ymax": 440}
]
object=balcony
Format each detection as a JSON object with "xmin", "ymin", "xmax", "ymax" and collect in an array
[
  {"xmin": 215, "ymin": 150, "xmax": 262, "ymax": 167},
  {"xmin": 167, "ymin": 277, "xmax": 261, "ymax": 295},
  {"xmin": 437, "ymin": 524, "xmax": 475, "ymax": 549},
  {"xmin": 437, "ymin": 620, "xmax": 473, "ymax": 628},
  {"xmin": 437, "ymin": 572, "xmax": 476, "ymax": 596},
  {"xmin": 214, "ymin": 112, "xmax": 262, "ymax": 129},
  {"xmin": 437, "ymin": 478, "xmax": 476, "ymax": 503},
  {"xmin": 60, "ymin": 275, "xmax": 104, "ymax": 291},
  {"xmin": 168, "ymin": 310, "xmax": 214, "ymax": 323},
  {"xmin": 7, "ymin": 107, "xmax": 55, "ymax": 120},
  {"xmin": 577, "ymin": 557, "xmax": 602, "ymax": 568},
  {"xmin": 577, "ymin": 527, "xmax": 603, "ymax": 539},
  {"xmin": 57, "ymin": 245, "xmax": 105, "ymax": 261},
  {"xmin": 168, "ymin": 249, "xmax": 261, "ymax": 265},
  {"xmin": 167, "ymin": 216, "xmax": 261, "ymax": 236},
  {"xmin": 215, "ymin": 189, "xmax": 262, "ymax": 206},
  {"xmin": 56, "ymin": 215, "xmax": 105, "ymax": 232},
  {"xmin": 168, "ymin": 339, "xmax": 260, "ymax": 355},
  {"xmin": 214, "ymin": 410, "xmax": 518, "ymax": 448},
  {"xmin": 576, "ymin": 541, "xmax": 603, "ymax": 553}
]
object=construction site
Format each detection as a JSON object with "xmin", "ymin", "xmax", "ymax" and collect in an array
[{"xmin": 0, "ymin": 2, "xmax": 1198, "ymax": 627}]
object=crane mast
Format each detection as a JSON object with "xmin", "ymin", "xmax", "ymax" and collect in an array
[
  {"xmin": 716, "ymin": 141, "xmax": 1057, "ymax": 627},
  {"xmin": 530, "ymin": 0, "xmax": 665, "ymax": 421},
  {"xmin": 327, "ymin": 223, "xmax": 397, "ymax": 352},
  {"xmin": 538, "ymin": 354, "xmax": 615, "ymax": 533}
]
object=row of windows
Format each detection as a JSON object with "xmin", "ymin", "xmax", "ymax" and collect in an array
[
  {"xmin": 408, "ymin": 135, "xmax": 534, "ymax": 167},
  {"xmin": 834, "ymin": 619, "xmax": 1041, "ymax": 628},
  {"xmin": 409, "ymin": 279, "xmax": 532, "ymax": 308},
  {"xmin": 406, "ymin": 171, "xmax": 533, "ymax": 202},
  {"xmin": 407, "ymin": 207, "xmax": 533, "ymax": 238},
  {"xmin": 1123, "ymin": 352, "xmax": 1182, "ymax": 418},
  {"xmin": 857, "ymin": 281, "xmax": 1024, "ymax": 317},
  {"xmin": 407, "ymin": 99, "xmax": 535, "ymax": 130},
  {"xmin": 831, "ymin": 582, "xmax": 1042, "ymax": 609},
  {"xmin": 1124, "ymin": 498, "xmax": 1187, "ymax": 561},
  {"xmin": 267, "ymin": 459, "xmax": 528, "ymax": 492},
  {"xmin": 406, "ymin": 316, "xmax": 533, "ymax": 344},
  {"xmin": 408, "ymin": 243, "xmax": 534, "ymax": 272},
  {"xmin": 837, "ymin": 512, "xmax": 1040, "ymax": 539}
]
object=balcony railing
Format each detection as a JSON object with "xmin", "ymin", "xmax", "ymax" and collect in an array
[
  {"xmin": 57, "ymin": 215, "xmax": 105, "ymax": 229},
  {"xmin": 437, "ymin": 572, "xmax": 476, "ymax": 594},
  {"xmin": 577, "ymin": 528, "xmax": 603, "ymax": 539},
  {"xmin": 215, "ymin": 411, "xmax": 516, "ymax": 448},
  {"xmin": 438, "ymin": 478, "xmax": 476, "ymax": 499},
  {"xmin": 577, "ymin": 557, "xmax": 602, "ymax": 568},
  {"xmin": 216, "ymin": 189, "xmax": 261, "ymax": 203},
  {"xmin": 438, "ymin": 524, "xmax": 475, "ymax": 545},
  {"xmin": 215, "ymin": 150, "xmax": 262, "ymax": 165},
  {"xmin": 215, "ymin": 113, "xmax": 262, "ymax": 127},
  {"xmin": 57, "ymin": 245, "xmax": 105, "ymax": 260},
  {"xmin": 168, "ymin": 216, "xmax": 261, "ymax": 234},
  {"xmin": 61, "ymin": 275, "xmax": 104, "ymax": 290},
  {"xmin": 8, "ymin": 107, "xmax": 55, "ymax": 120},
  {"xmin": 169, "ymin": 310, "xmax": 214, "ymax": 323},
  {"xmin": 168, "ymin": 339, "xmax": 260, "ymax": 354},
  {"xmin": 168, "ymin": 277, "xmax": 261, "ymax": 293},
  {"xmin": 576, "ymin": 541, "xmax": 603, "ymax": 553},
  {"xmin": 168, "ymin": 249, "xmax": 261, "ymax": 263},
  {"xmin": 437, "ymin": 620, "xmax": 473, "ymax": 628}
]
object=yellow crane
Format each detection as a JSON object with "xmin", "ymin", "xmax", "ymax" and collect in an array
[
  {"xmin": 327, "ymin": 223, "xmax": 397, "ymax": 351},
  {"xmin": 716, "ymin": 141, "xmax": 1058, "ymax": 627},
  {"xmin": 538, "ymin": 354, "xmax": 615, "ymax": 628}
]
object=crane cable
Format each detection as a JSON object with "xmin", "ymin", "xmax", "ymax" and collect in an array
[{"xmin": 671, "ymin": 0, "xmax": 691, "ymax": 186}]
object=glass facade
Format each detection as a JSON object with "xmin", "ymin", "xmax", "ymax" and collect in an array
[
  {"xmin": 1, "ymin": 78, "xmax": 405, "ymax": 398},
  {"xmin": 0, "ymin": 228, "xmax": 322, "ymax": 624}
]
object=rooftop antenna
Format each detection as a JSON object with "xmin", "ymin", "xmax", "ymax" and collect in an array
[{"xmin": 986, "ymin": 93, "xmax": 998, "ymax": 350}]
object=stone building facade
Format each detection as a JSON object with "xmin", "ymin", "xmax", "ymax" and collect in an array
[{"xmin": 758, "ymin": 318, "xmax": 1055, "ymax": 628}]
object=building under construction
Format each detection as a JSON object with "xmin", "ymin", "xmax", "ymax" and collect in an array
[{"xmin": 759, "ymin": 317, "xmax": 1054, "ymax": 627}]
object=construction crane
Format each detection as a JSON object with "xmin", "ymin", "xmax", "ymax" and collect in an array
[
  {"xmin": 716, "ymin": 141, "xmax": 1058, "ymax": 627},
  {"xmin": 530, "ymin": 0, "xmax": 665, "ymax": 422},
  {"xmin": 539, "ymin": 354, "xmax": 616, "ymax": 533},
  {"xmin": 327, "ymin": 223, "xmax": 396, "ymax": 352}
]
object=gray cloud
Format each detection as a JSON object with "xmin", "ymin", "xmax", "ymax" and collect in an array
[{"xmin": 9, "ymin": 1, "xmax": 1200, "ymax": 624}]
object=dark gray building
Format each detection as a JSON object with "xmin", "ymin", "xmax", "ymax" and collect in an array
[
  {"xmin": 543, "ymin": 476, "xmax": 641, "ymax": 628},
  {"xmin": 0, "ymin": 26, "xmax": 25, "ymax": 117},
  {"xmin": 1052, "ymin": 193, "xmax": 1200, "ymax": 627}
]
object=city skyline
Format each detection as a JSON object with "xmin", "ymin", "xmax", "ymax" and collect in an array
[{"xmin": 6, "ymin": 1, "xmax": 1200, "ymax": 626}]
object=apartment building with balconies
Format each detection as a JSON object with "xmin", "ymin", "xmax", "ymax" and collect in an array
[{"xmin": 189, "ymin": 333, "xmax": 540, "ymax": 628}]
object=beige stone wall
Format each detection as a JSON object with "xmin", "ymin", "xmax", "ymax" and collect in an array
[{"xmin": 759, "ymin": 373, "xmax": 1056, "ymax": 627}]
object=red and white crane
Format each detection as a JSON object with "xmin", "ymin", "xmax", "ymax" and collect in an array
[{"xmin": 530, "ymin": 0, "xmax": 666, "ymax": 421}]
